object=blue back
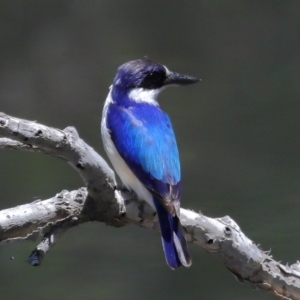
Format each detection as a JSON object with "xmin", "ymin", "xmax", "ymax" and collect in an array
[{"xmin": 106, "ymin": 99, "xmax": 181, "ymax": 202}]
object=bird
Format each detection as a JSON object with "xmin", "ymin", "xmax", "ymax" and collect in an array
[{"xmin": 101, "ymin": 59, "xmax": 199, "ymax": 269}]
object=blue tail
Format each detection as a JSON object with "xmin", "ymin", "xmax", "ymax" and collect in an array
[{"xmin": 153, "ymin": 198, "xmax": 191, "ymax": 269}]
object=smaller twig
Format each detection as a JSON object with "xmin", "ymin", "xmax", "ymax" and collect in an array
[
  {"xmin": 0, "ymin": 137, "xmax": 30, "ymax": 150},
  {"xmin": 26, "ymin": 216, "xmax": 78, "ymax": 266}
]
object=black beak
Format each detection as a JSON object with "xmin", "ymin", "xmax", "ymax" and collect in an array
[{"xmin": 164, "ymin": 71, "xmax": 200, "ymax": 86}]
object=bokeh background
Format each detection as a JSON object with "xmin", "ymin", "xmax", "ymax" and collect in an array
[{"xmin": 0, "ymin": 1, "xmax": 299, "ymax": 299}]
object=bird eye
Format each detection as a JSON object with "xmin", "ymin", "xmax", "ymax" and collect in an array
[{"xmin": 142, "ymin": 71, "xmax": 166, "ymax": 89}]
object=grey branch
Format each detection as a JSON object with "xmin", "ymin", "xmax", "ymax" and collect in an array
[{"xmin": 0, "ymin": 112, "xmax": 299, "ymax": 300}]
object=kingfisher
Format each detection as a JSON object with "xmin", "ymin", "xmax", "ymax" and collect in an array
[{"xmin": 101, "ymin": 59, "xmax": 199, "ymax": 269}]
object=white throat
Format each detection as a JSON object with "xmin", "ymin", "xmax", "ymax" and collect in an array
[{"xmin": 128, "ymin": 88, "xmax": 163, "ymax": 105}]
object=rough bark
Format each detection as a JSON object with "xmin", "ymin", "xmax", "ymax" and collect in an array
[{"xmin": 0, "ymin": 112, "xmax": 299, "ymax": 300}]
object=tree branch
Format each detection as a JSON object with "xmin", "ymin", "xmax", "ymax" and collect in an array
[
  {"xmin": 0, "ymin": 112, "xmax": 124, "ymax": 224},
  {"xmin": 0, "ymin": 112, "xmax": 299, "ymax": 299}
]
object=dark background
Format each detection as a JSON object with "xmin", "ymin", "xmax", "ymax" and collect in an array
[{"xmin": 1, "ymin": 1, "xmax": 299, "ymax": 299}]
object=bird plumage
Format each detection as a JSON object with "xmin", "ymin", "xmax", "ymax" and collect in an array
[{"xmin": 101, "ymin": 59, "xmax": 198, "ymax": 269}]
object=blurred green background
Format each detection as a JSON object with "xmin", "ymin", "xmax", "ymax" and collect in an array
[{"xmin": 1, "ymin": 1, "xmax": 299, "ymax": 299}]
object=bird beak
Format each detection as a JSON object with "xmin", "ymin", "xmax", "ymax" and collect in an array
[{"xmin": 164, "ymin": 71, "xmax": 200, "ymax": 86}]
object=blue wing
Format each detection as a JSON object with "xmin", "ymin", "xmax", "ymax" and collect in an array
[
  {"xmin": 106, "ymin": 102, "xmax": 181, "ymax": 212},
  {"xmin": 106, "ymin": 101, "xmax": 191, "ymax": 269}
]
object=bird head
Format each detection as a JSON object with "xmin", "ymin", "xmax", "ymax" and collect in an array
[{"xmin": 111, "ymin": 59, "xmax": 199, "ymax": 102}]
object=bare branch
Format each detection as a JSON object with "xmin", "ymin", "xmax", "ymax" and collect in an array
[
  {"xmin": 0, "ymin": 189, "xmax": 88, "ymax": 245},
  {"xmin": 1, "ymin": 112, "xmax": 300, "ymax": 299},
  {"xmin": 0, "ymin": 112, "xmax": 125, "ymax": 224}
]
